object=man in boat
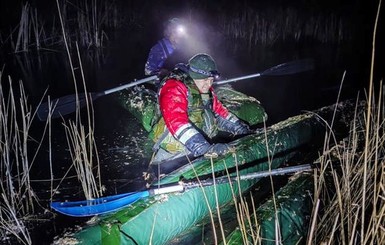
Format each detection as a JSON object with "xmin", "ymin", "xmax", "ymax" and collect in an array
[
  {"xmin": 149, "ymin": 53, "xmax": 252, "ymax": 170},
  {"xmin": 144, "ymin": 18, "xmax": 186, "ymax": 79}
]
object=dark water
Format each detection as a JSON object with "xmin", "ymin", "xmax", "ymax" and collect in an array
[{"xmin": 0, "ymin": 28, "xmax": 373, "ymax": 244}]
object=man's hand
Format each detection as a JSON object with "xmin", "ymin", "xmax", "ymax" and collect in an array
[{"xmin": 233, "ymin": 122, "xmax": 252, "ymax": 135}]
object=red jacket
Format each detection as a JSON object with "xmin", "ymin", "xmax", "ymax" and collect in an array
[{"xmin": 159, "ymin": 78, "xmax": 229, "ymax": 136}]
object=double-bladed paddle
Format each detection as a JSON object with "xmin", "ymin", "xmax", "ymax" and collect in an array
[
  {"xmin": 51, "ymin": 163, "xmax": 314, "ymax": 217},
  {"xmin": 37, "ymin": 75, "xmax": 158, "ymax": 121},
  {"xmin": 37, "ymin": 59, "xmax": 314, "ymax": 121},
  {"xmin": 215, "ymin": 58, "xmax": 314, "ymax": 85}
]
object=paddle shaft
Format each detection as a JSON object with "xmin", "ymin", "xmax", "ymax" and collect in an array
[
  {"xmin": 51, "ymin": 163, "xmax": 315, "ymax": 216},
  {"xmin": 215, "ymin": 73, "xmax": 261, "ymax": 85},
  {"xmin": 38, "ymin": 59, "xmax": 313, "ymax": 120},
  {"xmin": 182, "ymin": 163, "xmax": 313, "ymax": 190},
  {"xmin": 103, "ymin": 75, "xmax": 157, "ymax": 95},
  {"xmin": 37, "ymin": 75, "xmax": 157, "ymax": 120},
  {"xmin": 149, "ymin": 163, "xmax": 313, "ymax": 195}
]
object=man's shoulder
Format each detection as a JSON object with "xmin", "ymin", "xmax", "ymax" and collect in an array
[
  {"xmin": 160, "ymin": 78, "xmax": 188, "ymax": 93},
  {"xmin": 160, "ymin": 38, "xmax": 172, "ymax": 46},
  {"xmin": 150, "ymin": 41, "xmax": 163, "ymax": 51},
  {"xmin": 163, "ymin": 78, "xmax": 184, "ymax": 87}
]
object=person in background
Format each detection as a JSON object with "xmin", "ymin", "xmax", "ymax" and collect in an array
[
  {"xmin": 149, "ymin": 53, "xmax": 252, "ymax": 167},
  {"xmin": 144, "ymin": 18, "xmax": 186, "ymax": 79}
]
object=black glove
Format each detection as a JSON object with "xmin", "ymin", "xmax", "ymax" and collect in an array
[
  {"xmin": 184, "ymin": 133, "xmax": 211, "ymax": 157},
  {"xmin": 232, "ymin": 122, "xmax": 252, "ymax": 135},
  {"xmin": 206, "ymin": 143, "xmax": 230, "ymax": 156},
  {"xmin": 217, "ymin": 115, "xmax": 252, "ymax": 135}
]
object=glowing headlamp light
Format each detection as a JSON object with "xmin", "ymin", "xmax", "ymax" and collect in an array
[
  {"xmin": 176, "ymin": 25, "xmax": 185, "ymax": 35},
  {"xmin": 174, "ymin": 25, "xmax": 186, "ymax": 36}
]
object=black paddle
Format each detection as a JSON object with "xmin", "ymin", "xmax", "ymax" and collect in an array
[
  {"xmin": 215, "ymin": 58, "xmax": 314, "ymax": 85},
  {"xmin": 37, "ymin": 75, "xmax": 158, "ymax": 121},
  {"xmin": 37, "ymin": 59, "xmax": 314, "ymax": 121}
]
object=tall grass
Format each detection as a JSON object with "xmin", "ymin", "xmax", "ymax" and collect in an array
[
  {"xmin": 0, "ymin": 75, "xmax": 32, "ymax": 244},
  {"xmin": 15, "ymin": 3, "xmax": 30, "ymax": 52},
  {"xmin": 53, "ymin": 0, "xmax": 103, "ymax": 200},
  {"xmin": 307, "ymin": 78, "xmax": 384, "ymax": 244},
  {"xmin": 218, "ymin": 6, "xmax": 352, "ymax": 53},
  {"xmin": 63, "ymin": 116, "xmax": 102, "ymax": 200},
  {"xmin": 0, "ymin": 72, "xmax": 51, "ymax": 244},
  {"xmin": 73, "ymin": 0, "xmax": 118, "ymax": 48},
  {"xmin": 310, "ymin": 94, "xmax": 384, "ymax": 244},
  {"xmin": 310, "ymin": 2, "xmax": 383, "ymax": 244},
  {"xmin": 5, "ymin": 0, "xmax": 121, "ymax": 52},
  {"xmin": 14, "ymin": 2, "xmax": 50, "ymax": 52},
  {"xmin": 2, "ymin": 0, "xmax": 358, "ymax": 53}
]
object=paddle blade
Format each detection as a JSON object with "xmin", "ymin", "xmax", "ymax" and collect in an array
[
  {"xmin": 51, "ymin": 191, "xmax": 150, "ymax": 217},
  {"xmin": 37, "ymin": 92, "xmax": 100, "ymax": 121},
  {"xmin": 261, "ymin": 59, "xmax": 314, "ymax": 76}
]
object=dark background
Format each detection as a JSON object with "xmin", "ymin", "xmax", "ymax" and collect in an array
[
  {"xmin": 0, "ymin": 0, "xmax": 384, "ymax": 244},
  {"xmin": 0, "ymin": 1, "xmax": 383, "ymax": 116}
]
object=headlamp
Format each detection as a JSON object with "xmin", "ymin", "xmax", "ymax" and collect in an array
[
  {"xmin": 176, "ymin": 25, "xmax": 185, "ymax": 35},
  {"xmin": 210, "ymin": 70, "xmax": 221, "ymax": 80},
  {"xmin": 190, "ymin": 66, "xmax": 221, "ymax": 80}
]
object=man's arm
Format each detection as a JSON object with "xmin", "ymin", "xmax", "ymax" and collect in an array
[
  {"xmin": 159, "ymin": 80, "xmax": 211, "ymax": 156},
  {"xmin": 144, "ymin": 42, "xmax": 166, "ymax": 75}
]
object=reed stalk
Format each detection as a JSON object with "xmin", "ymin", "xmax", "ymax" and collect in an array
[
  {"xmin": 53, "ymin": 0, "xmax": 103, "ymax": 200},
  {"xmin": 311, "ymin": 92, "xmax": 384, "ymax": 244},
  {"xmin": 228, "ymin": 154, "xmax": 253, "ymax": 245},
  {"xmin": 63, "ymin": 120, "xmax": 100, "ymax": 200},
  {"xmin": 13, "ymin": 3, "xmax": 47, "ymax": 52},
  {"xmin": 66, "ymin": 0, "xmax": 119, "ymax": 48},
  {"xmin": 30, "ymin": 8, "xmax": 41, "ymax": 50},
  {"xmin": 0, "ymin": 77, "xmax": 35, "ymax": 215},
  {"xmin": 76, "ymin": 42, "xmax": 102, "ymax": 195},
  {"xmin": 210, "ymin": 157, "xmax": 227, "ymax": 244},
  {"xmin": 45, "ymin": 97, "xmax": 54, "ymax": 201},
  {"xmin": 15, "ymin": 3, "xmax": 30, "ymax": 52},
  {"xmin": 6, "ymin": 0, "xmax": 121, "ymax": 52},
  {"xmin": 310, "ymin": 2, "xmax": 383, "ymax": 244},
  {"xmin": 0, "ymin": 72, "xmax": 51, "ymax": 244},
  {"xmin": 229, "ymin": 124, "xmax": 283, "ymax": 244},
  {"xmin": 0, "ymin": 193, "xmax": 31, "ymax": 245},
  {"xmin": 192, "ymin": 155, "xmax": 219, "ymax": 244},
  {"xmin": 218, "ymin": 6, "xmax": 351, "ymax": 54}
]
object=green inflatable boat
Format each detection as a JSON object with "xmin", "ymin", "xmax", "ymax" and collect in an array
[
  {"xmin": 56, "ymin": 111, "xmax": 327, "ymax": 244},
  {"xmin": 53, "ymin": 82, "xmax": 357, "ymax": 244},
  {"xmin": 223, "ymin": 173, "xmax": 314, "ymax": 245}
]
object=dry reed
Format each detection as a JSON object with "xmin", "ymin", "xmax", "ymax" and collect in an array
[
  {"xmin": 6, "ymin": 0, "xmax": 121, "ymax": 52},
  {"xmin": 52, "ymin": 0, "xmax": 103, "ymax": 200},
  {"xmin": 309, "ymin": 2, "xmax": 383, "ymax": 244},
  {"xmin": 218, "ymin": 6, "xmax": 352, "ymax": 54},
  {"xmin": 0, "ymin": 72, "xmax": 51, "ymax": 244}
]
